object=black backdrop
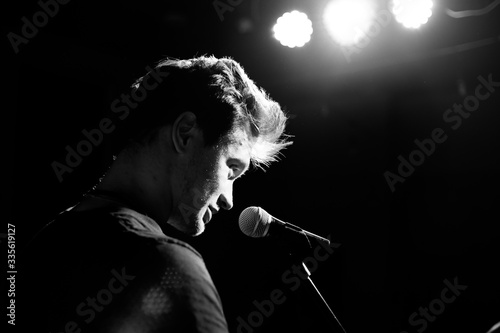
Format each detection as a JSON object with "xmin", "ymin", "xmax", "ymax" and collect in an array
[{"xmin": 6, "ymin": 0, "xmax": 500, "ymax": 332}]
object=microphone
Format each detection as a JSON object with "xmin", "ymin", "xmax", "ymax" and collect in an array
[{"xmin": 238, "ymin": 206, "xmax": 330, "ymax": 246}]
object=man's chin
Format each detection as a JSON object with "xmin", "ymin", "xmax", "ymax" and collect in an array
[
  {"xmin": 189, "ymin": 220, "xmax": 205, "ymax": 236},
  {"xmin": 172, "ymin": 219, "xmax": 205, "ymax": 237},
  {"xmin": 167, "ymin": 212, "xmax": 206, "ymax": 236}
]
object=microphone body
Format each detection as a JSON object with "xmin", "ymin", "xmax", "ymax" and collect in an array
[{"xmin": 239, "ymin": 206, "xmax": 330, "ymax": 246}]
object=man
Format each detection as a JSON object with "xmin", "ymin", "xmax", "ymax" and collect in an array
[{"xmin": 22, "ymin": 56, "xmax": 291, "ymax": 332}]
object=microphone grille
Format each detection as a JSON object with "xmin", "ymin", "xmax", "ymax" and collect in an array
[{"xmin": 238, "ymin": 206, "xmax": 271, "ymax": 238}]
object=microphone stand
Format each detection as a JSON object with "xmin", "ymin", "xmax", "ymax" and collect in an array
[
  {"xmin": 298, "ymin": 261, "xmax": 347, "ymax": 333},
  {"xmin": 281, "ymin": 233, "xmax": 347, "ymax": 333}
]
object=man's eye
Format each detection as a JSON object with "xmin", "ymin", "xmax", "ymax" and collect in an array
[
  {"xmin": 229, "ymin": 165, "xmax": 238, "ymax": 175},
  {"xmin": 228, "ymin": 165, "xmax": 240, "ymax": 179}
]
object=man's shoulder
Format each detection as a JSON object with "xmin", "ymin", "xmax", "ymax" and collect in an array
[
  {"xmin": 106, "ymin": 206, "xmax": 203, "ymax": 259},
  {"xmin": 30, "ymin": 205, "xmax": 202, "ymax": 260}
]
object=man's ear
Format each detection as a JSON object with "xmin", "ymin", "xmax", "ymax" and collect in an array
[{"xmin": 172, "ymin": 112, "xmax": 198, "ymax": 153}]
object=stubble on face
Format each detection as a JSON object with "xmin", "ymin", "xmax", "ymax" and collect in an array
[
  {"xmin": 168, "ymin": 128, "xmax": 253, "ymax": 236},
  {"xmin": 169, "ymin": 141, "xmax": 221, "ymax": 236}
]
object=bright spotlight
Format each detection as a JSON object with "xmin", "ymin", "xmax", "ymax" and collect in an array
[
  {"xmin": 323, "ymin": 0, "xmax": 377, "ymax": 46},
  {"xmin": 273, "ymin": 10, "xmax": 313, "ymax": 48},
  {"xmin": 391, "ymin": 0, "xmax": 433, "ymax": 29}
]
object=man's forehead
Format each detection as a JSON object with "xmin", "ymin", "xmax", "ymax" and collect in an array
[
  {"xmin": 230, "ymin": 128, "xmax": 252, "ymax": 145},
  {"xmin": 224, "ymin": 129, "xmax": 254, "ymax": 157}
]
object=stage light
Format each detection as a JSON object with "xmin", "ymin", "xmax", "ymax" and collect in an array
[
  {"xmin": 323, "ymin": 0, "xmax": 377, "ymax": 46},
  {"xmin": 273, "ymin": 10, "xmax": 313, "ymax": 48},
  {"xmin": 391, "ymin": 0, "xmax": 433, "ymax": 29}
]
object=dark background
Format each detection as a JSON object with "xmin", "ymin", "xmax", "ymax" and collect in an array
[{"xmin": 5, "ymin": 0, "xmax": 500, "ymax": 332}]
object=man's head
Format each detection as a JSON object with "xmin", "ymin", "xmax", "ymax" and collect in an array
[{"xmin": 104, "ymin": 56, "xmax": 291, "ymax": 236}]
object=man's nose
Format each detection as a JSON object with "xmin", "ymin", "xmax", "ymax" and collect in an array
[{"xmin": 217, "ymin": 183, "xmax": 233, "ymax": 211}]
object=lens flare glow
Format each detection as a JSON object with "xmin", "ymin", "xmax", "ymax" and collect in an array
[
  {"xmin": 323, "ymin": 0, "xmax": 377, "ymax": 46},
  {"xmin": 391, "ymin": 0, "xmax": 433, "ymax": 29},
  {"xmin": 273, "ymin": 11, "xmax": 313, "ymax": 48}
]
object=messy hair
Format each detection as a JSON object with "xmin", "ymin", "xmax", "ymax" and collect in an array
[{"xmin": 129, "ymin": 55, "xmax": 292, "ymax": 168}]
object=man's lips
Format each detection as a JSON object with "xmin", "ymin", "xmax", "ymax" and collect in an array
[
  {"xmin": 204, "ymin": 208, "xmax": 212, "ymax": 224},
  {"xmin": 204, "ymin": 207, "xmax": 218, "ymax": 224}
]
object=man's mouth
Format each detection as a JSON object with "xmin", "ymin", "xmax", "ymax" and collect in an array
[{"xmin": 203, "ymin": 208, "xmax": 212, "ymax": 224}]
